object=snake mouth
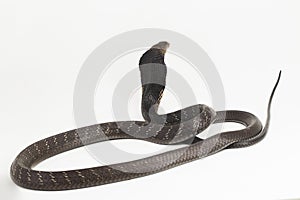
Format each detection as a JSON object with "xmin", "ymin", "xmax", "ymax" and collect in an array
[{"xmin": 151, "ymin": 41, "xmax": 170, "ymax": 54}]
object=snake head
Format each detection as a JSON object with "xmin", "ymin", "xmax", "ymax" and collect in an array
[
  {"xmin": 139, "ymin": 41, "xmax": 170, "ymax": 65},
  {"xmin": 151, "ymin": 41, "xmax": 170, "ymax": 54}
]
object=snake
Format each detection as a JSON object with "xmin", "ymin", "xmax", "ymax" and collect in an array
[{"xmin": 10, "ymin": 41, "xmax": 281, "ymax": 191}]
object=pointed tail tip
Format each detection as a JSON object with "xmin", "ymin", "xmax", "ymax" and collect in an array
[
  {"xmin": 279, "ymin": 70, "xmax": 282, "ymax": 78},
  {"xmin": 267, "ymin": 70, "xmax": 282, "ymax": 112},
  {"xmin": 274, "ymin": 70, "xmax": 282, "ymax": 92},
  {"xmin": 260, "ymin": 70, "xmax": 282, "ymax": 139}
]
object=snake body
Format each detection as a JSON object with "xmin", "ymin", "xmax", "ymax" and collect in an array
[{"xmin": 10, "ymin": 42, "xmax": 281, "ymax": 191}]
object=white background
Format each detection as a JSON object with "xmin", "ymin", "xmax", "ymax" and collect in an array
[{"xmin": 0, "ymin": 0, "xmax": 299, "ymax": 199}]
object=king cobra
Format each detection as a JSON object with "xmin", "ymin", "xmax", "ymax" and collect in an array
[{"xmin": 10, "ymin": 41, "xmax": 281, "ymax": 191}]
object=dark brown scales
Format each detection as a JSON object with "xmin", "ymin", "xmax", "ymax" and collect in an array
[{"xmin": 10, "ymin": 42, "xmax": 281, "ymax": 191}]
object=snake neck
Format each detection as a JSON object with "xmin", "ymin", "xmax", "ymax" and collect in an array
[
  {"xmin": 139, "ymin": 42, "xmax": 169, "ymax": 122},
  {"xmin": 141, "ymin": 84, "xmax": 165, "ymax": 122}
]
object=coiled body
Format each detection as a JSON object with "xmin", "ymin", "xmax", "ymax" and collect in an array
[{"xmin": 10, "ymin": 42, "xmax": 281, "ymax": 190}]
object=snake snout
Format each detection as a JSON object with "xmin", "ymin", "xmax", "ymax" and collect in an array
[{"xmin": 151, "ymin": 41, "xmax": 170, "ymax": 53}]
